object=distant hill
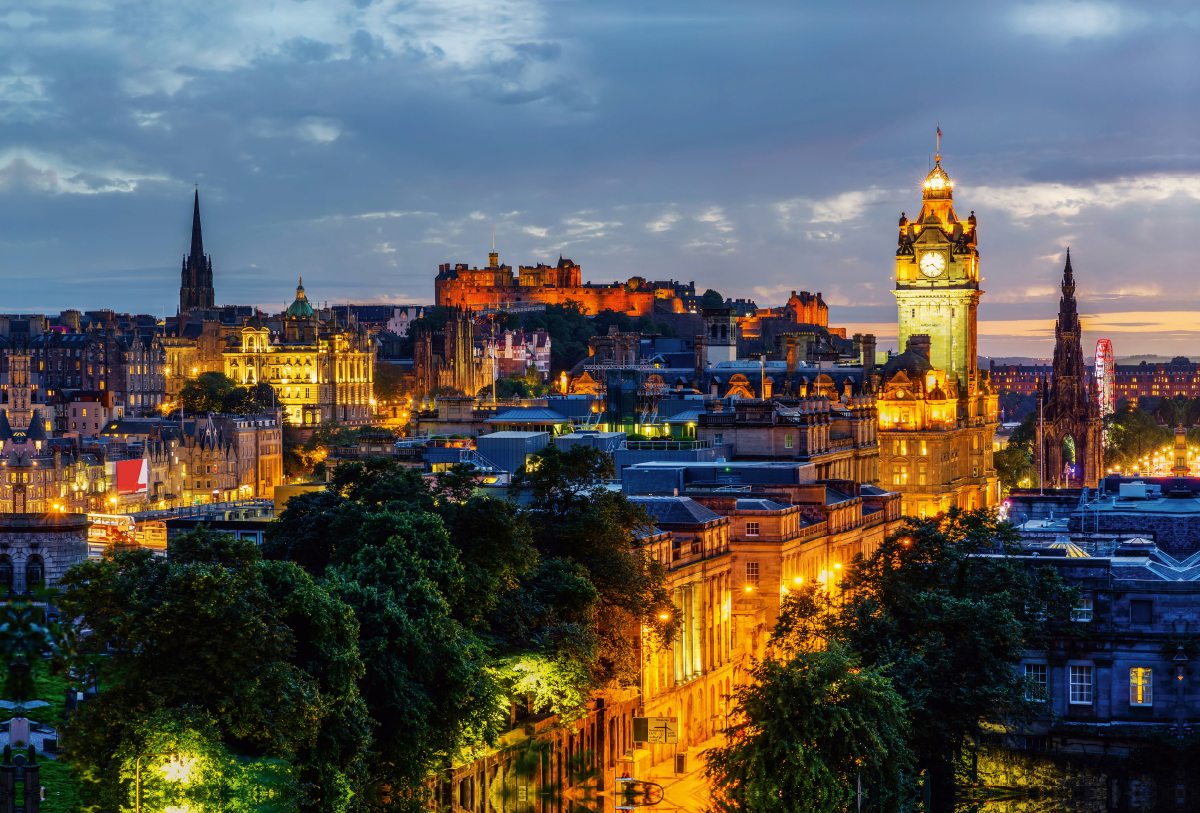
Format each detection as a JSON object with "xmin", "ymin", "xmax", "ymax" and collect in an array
[
  {"xmin": 979, "ymin": 356, "xmax": 1051, "ymax": 367},
  {"xmin": 1115, "ymin": 354, "xmax": 1200, "ymax": 365}
]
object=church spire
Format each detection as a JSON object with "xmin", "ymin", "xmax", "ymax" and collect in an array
[
  {"xmin": 190, "ymin": 189, "xmax": 204, "ymax": 262},
  {"xmin": 1062, "ymin": 247, "xmax": 1075, "ymax": 296},
  {"xmin": 180, "ymin": 189, "xmax": 216, "ymax": 313}
]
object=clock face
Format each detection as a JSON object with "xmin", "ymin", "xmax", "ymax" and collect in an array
[{"xmin": 920, "ymin": 252, "xmax": 946, "ymax": 277}]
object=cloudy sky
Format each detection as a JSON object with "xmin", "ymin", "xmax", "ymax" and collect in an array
[{"xmin": 2, "ymin": 0, "xmax": 1200, "ymax": 358}]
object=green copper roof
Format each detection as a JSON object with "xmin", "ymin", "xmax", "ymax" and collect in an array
[{"xmin": 287, "ymin": 278, "xmax": 315, "ymax": 318}]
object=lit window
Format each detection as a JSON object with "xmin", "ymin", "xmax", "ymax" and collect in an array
[
  {"xmin": 1024, "ymin": 663, "xmax": 1047, "ymax": 701},
  {"xmin": 1130, "ymin": 667, "xmax": 1152, "ymax": 706},
  {"xmin": 746, "ymin": 521, "xmax": 760, "ymax": 537},
  {"xmin": 1071, "ymin": 597, "xmax": 1094, "ymax": 623},
  {"xmin": 745, "ymin": 562, "xmax": 759, "ymax": 585},
  {"xmin": 784, "ymin": 433, "xmax": 793, "ymax": 449},
  {"xmin": 1069, "ymin": 665, "xmax": 1093, "ymax": 704}
]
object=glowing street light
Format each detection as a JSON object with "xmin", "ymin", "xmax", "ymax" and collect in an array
[{"xmin": 135, "ymin": 752, "xmax": 195, "ymax": 813}]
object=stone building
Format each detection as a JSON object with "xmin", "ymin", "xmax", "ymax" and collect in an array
[
  {"xmin": 0, "ymin": 514, "xmax": 89, "ymax": 595},
  {"xmin": 179, "ymin": 190, "xmax": 216, "ymax": 312},
  {"xmin": 412, "ymin": 306, "xmax": 494, "ymax": 399},
  {"xmin": 696, "ymin": 396, "xmax": 879, "ymax": 483},
  {"xmin": 630, "ymin": 496, "xmax": 734, "ymax": 753},
  {"xmin": 434, "ymin": 250, "xmax": 693, "ymax": 316},
  {"xmin": 1035, "ymin": 251, "xmax": 1102, "ymax": 489},
  {"xmin": 224, "ymin": 282, "xmax": 376, "ymax": 427},
  {"xmin": 878, "ymin": 148, "xmax": 1000, "ymax": 516}
]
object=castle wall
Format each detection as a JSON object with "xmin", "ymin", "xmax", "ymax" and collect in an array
[{"xmin": 436, "ymin": 281, "xmax": 668, "ymax": 316}]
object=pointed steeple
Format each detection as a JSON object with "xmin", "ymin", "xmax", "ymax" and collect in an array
[
  {"xmin": 190, "ymin": 189, "xmax": 204, "ymax": 262},
  {"xmin": 180, "ymin": 189, "xmax": 216, "ymax": 312},
  {"xmin": 1061, "ymin": 247, "xmax": 1075, "ymax": 296}
]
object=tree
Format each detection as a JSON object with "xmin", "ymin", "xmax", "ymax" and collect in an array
[
  {"xmin": 374, "ymin": 360, "xmax": 407, "ymax": 405},
  {"xmin": 705, "ymin": 643, "xmax": 911, "ymax": 813},
  {"xmin": 995, "ymin": 412, "xmax": 1038, "ymax": 492},
  {"xmin": 57, "ymin": 529, "xmax": 370, "ymax": 812},
  {"xmin": 263, "ymin": 459, "xmax": 610, "ymax": 795},
  {"xmin": 701, "ymin": 288, "xmax": 725, "ymax": 308},
  {"xmin": 179, "ymin": 371, "xmax": 238, "ymax": 413},
  {"xmin": 832, "ymin": 510, "xmax": 1078, "ymax": 813},
  {"xmin": 511, "ymin": 445, "xmax": 678, "ymax": 685},
  {"xmin": 178, "ymin": 372, "xmax": 277, "ymax": 416},
  {"xmin": 1105, "ymin": 404, "xmax": 1170, "ymax": 471}
]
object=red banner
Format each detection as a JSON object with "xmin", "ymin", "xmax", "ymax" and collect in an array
[{"xmin": 115, "ymin": 459, "xmax": 148, "ymax": 495}]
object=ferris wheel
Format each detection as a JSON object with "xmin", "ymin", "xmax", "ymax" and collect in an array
[{"xmin": 1094, "ymin": 339, "xmax": 1114, "ymax": 417}]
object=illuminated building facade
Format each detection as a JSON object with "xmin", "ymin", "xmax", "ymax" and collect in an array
[
  {"xmin": 434, "ymin": 251, "xmax": 692, "ymax": 316},
  {"xmin": 223, "ymin": 281, "xmax": 376, "ymax": 426},
  {"xmin": 879, "ymin": 148, "xmax": 999, "ymax": 516}
]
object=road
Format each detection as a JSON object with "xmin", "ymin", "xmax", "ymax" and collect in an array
[{"xmin": 629, "ymin": 735, "xmax": 722, "ymax": 813}]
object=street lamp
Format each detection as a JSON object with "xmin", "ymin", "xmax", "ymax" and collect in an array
[
  {"xmin": 1175, "ymin": 646, "xmax": 1188, "ymax": 682},
  {"xmin": 135, "ymin": 752, "xmax": 194, "ymax": 813}
]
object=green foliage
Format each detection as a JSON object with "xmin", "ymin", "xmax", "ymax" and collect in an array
[
  {"xmin": 263, "ymin": 458, "xmax": 614, "ymax": 794},
  {"xmin": 523, "ymin": 302, "xmax": 676, "ymax": 372},
  {"xmin": 511, "ymin": 445, "xmax": 679, "ymax": 685},
  {"xmin": 705, "ymin": 643, "xmax": 912, "ymax": 813},
  {"xmin": 38, "ymin": 757, "xmax": 82, "ymax": 813},
  {"xmin": 701, "ymin": 288, "xmax": 726, "ymax": 308},
  {"xmin": 178, "ymin": 372, "xmax": 276, "ymax": 415},
  {"xmin": 303, "ymin": 421, "xmax": 360, "ymax": 453},
  {"xmin": 994, "ymin": 444, "xmax": 1037, "ymax": 493},
  {"xmin": 57, "ymin": 529, "xmax": 368, "ymax": 811},
  {"xmin": 833, "ymin": 509, "xmax": 1078, "ymax": 808},
  {"xmin": 1105, "ymin": 403, "xmax": 1170, "ymax": 471},
  {"xmin": 372, "ymin": 360, "xmax": 407, "ymax": 405}
]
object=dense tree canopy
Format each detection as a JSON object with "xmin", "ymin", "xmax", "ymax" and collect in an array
[
  {"xmin": 1105, "ymin": 403, "xmax": 1171, "ymax": 471},
  {"xmin": 511, "ymin": 445, "xmax": 680, "ymax": 685},
  {"xmin": 834, "ymin": 510, "xmax": 1077, "ymax": 812},
  {"xmin": 701, "ymin": 288, "xmax": 726, "ymax": 308},
  {"xmin": 258, "ymin": 454, "xmax": 674, "ymax": 802},
  {"xmin": 177, "ymin": 371, "xmax": 277, "ymax": 415},
  {"xmin": 705, "ymin": 642, "xmax": 911, "ymax": 813},
  {"xmin": 995, "ymin": 412, "xmax": 1037, "ymax": 492},
  {"xmin": 58, "ymin": 528, "xmax": 369, "ymax": 812}
]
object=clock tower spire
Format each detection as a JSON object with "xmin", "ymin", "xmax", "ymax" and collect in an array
[
  {"xmin": 894, "ymin": 145, "xmax": 980, "ymax": 384},
  {"xmin": 878, "ymin": 135, "xmax": 1000, "ymax": 518}
]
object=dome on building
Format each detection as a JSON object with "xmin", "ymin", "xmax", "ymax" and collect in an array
[
  {"xmin": 286, "ymin": 278, "xmax": 315, "ymax": 319},
  {"xmin": 882, "ymin": 335, "xmax": 934, "ymax": 381}
]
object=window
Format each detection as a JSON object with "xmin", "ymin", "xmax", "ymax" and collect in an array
[
  {"xmin": 1130, "ymin": 667, "xmax": 1153, "ymax": 706},
  {"xmin": 784, "ymin": 433, "xmax": 793, "ymax": 449},
  {"xmin": 1130, "ymin": 600, "xmax": 1153, "ymax": 624},
  {"xmin": 1071, "ymin": 597, "xmax": 1094, "ymax": 622},
  {"xmin": 1024, "ymin": 663, "xmax": 1047, "ymax": 700},
  {"xmin": 1069, "ymin": 665, "xmax": 1093, "ymax": 704},
  {"xmin": 745, "ymin": 562, "xmax": 759, "ymax": 586},
  {"xmin": 745, "ymin": 521, "xmax": 760, "ymax": 537},
  {"xmin": 714, "ymin": 434, "xmax": 723, "ymax": 446}
]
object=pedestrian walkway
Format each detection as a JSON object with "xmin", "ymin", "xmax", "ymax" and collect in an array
[{"xmin": 636, "ymin": 734, "xmax": 725, "ymax": 813}]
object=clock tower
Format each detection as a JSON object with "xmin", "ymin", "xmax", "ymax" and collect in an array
[
  {"xmin": 878, "ymin": 142, "xmax": 999, "ymax": 518},
  {"xmin": 894, "ymin": 153, "xmax": 980, "ymax": 387}
]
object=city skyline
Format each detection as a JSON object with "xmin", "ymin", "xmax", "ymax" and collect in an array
[{"xmin": 5, "ymin": 1, "xmax": 1200, "ymax": 357}]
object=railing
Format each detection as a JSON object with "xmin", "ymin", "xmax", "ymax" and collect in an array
[{"xmin": 620, "ymin": 440, "xmax": 711, "ymax": 451}]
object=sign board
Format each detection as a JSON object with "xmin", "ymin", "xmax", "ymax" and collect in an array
[
  {"xmin": 632, "ymin": 716, "xmax": 678, "ymax": 744},
  {"xmin": 114, "ymin": 459, "xmax": 149, "ymax": 495}
]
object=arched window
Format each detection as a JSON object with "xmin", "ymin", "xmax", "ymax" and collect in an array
[
  {"xmin": 25, "ymin": 555, "xmax": 43, "ymax": 591},
  {"xmin": 0, "ymin": 556, "xmax": 13, "ymax": 592}
]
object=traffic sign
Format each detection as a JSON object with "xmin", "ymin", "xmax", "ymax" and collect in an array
[{"xmin": 633, "ymin": 716, "xmax": 678, "ymax": 744}]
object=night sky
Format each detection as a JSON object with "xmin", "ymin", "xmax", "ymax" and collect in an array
[{"xmin": 3, "ymin": 1, "xmax": 1200, "ymax": 358}]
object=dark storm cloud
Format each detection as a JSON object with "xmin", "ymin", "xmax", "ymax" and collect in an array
[{"xmin": 3, "ymin": 0, "xmax": 1200, "ymax": 354}]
